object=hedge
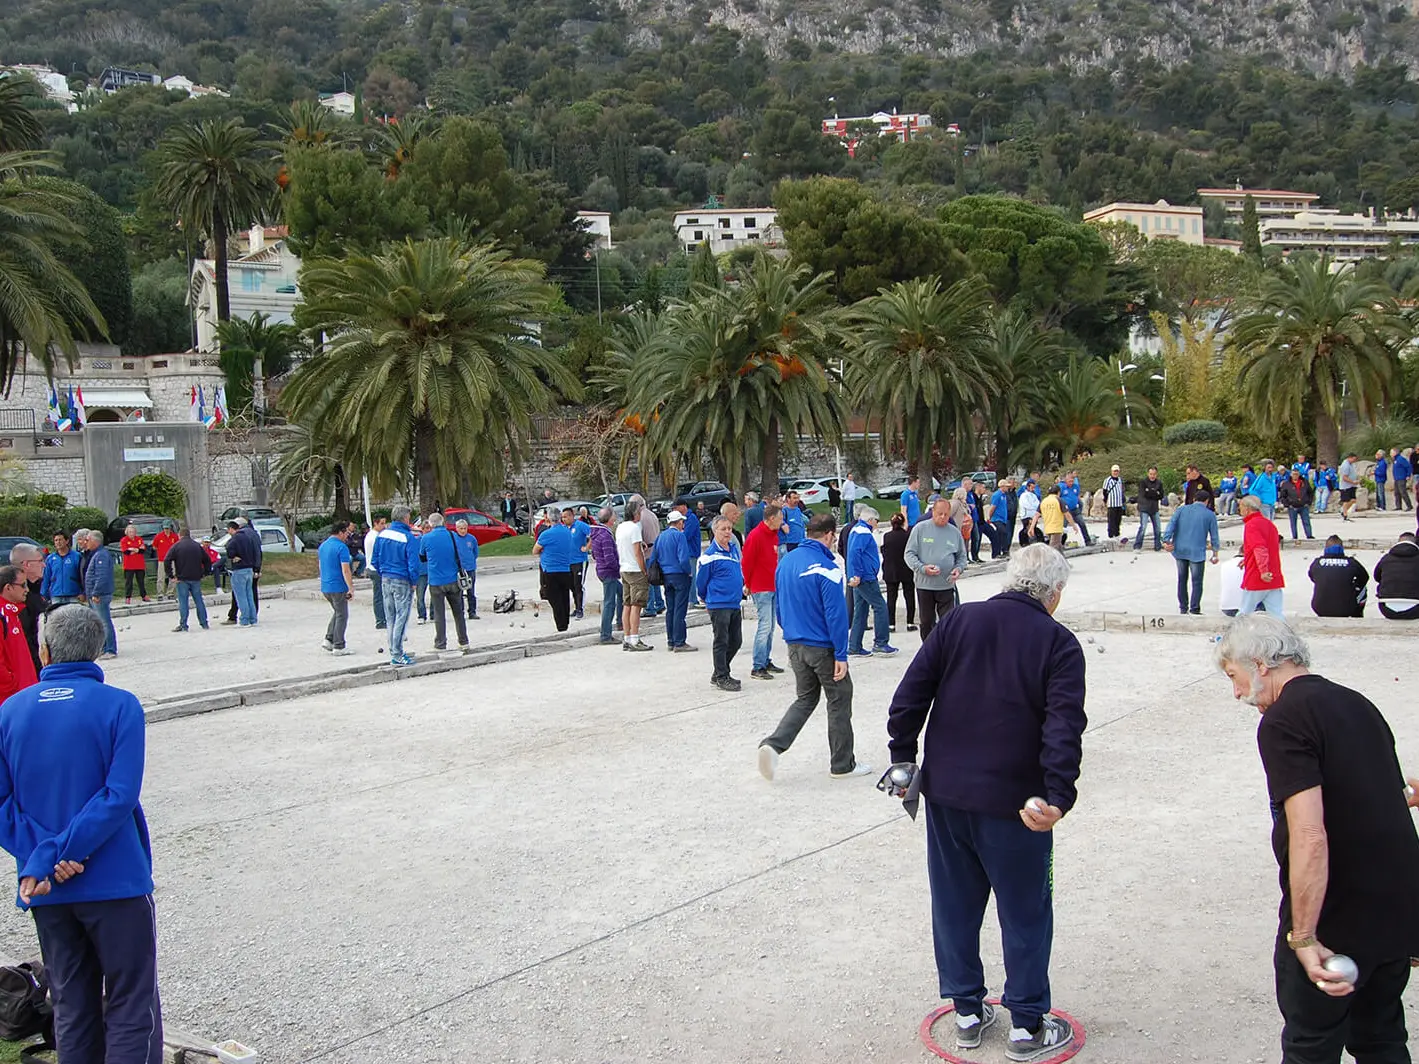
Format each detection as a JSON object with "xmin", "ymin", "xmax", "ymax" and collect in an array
[
  {"xmin": 116, "ymin": 473, "xmax": 186, "ymax": 520},
  {"xmin": 0, "ymin": 507, "xmax": 111, "ymax": 543},
  {"xmin": 1161, "ymin": 420, "xmax": 1227, "ymax": 446},
  {"xmin": 1072, "ymin": 443, "xmax": 1253, "ymax": 497}
]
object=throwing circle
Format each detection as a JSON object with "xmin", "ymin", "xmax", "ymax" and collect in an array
[{"xmin": 920, "ymin": 998, "xmax": 1086, "ymax": 1064}]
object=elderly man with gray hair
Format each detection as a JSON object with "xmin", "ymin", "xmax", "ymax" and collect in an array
[
  {"xmin": 846, "ymin": 504, "xmax": 897, "ymax": 657},
  {"xmin": 885, "ymin": 544, "xmax": 1085, "ymax": 1060},
  {"xmin": 9, "ymin": 541, "xmax": 47, "ymax": 675},
  {"xmin": 905, "ymin": 496, "xmax": 969, "ymax": 642},
  {"xmin": 1216, "ymin": 614, "xmax": 1419, "ymax": 1063}
]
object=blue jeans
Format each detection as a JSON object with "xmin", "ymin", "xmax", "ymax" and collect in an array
[
  {"xmin": 230, "ymin": 568, "xmax": 256, "ymax": 625},
  {"xmin": 415, "ymin": 573, "xmax": 428, "ymax": 619},
  {"xmin": 1314, "ymin": 486, "xmax": 1330, "ymax": 513},
  {"xmin": 1260, "ymin": 502, "xmax": 1275, "ymax": 521},
  {"xmin": 600, "ymin": 577, "xmax": 622, "ymax": 639},
  {"xmin": 1175, "ymin": 558, "xmax": 1205, "ymax": 613},
  {"xmin": 1287, "ymin": 505, "xmax": 1313, "ymax": 540},
  {"xmin": 646, "ymin": 582, "xmax": 665, "ymax": 614},
  {"xmin": 1377, "ymin": 482, "xmax": 1388, "ymax": 509},
  {"xmin": 381, "ymin": 576, "xmax": 414, "ymax": 656},
  {"xmin": 663, "ymin": 572, "xmax": 691, "ymax": 647},
  {"xmin": 751, "ymin": 590, "xmax": 775, "ymax": 670},
  {"xmin": 1133, "ymin": 510, "xmax": 1161, "ymax": 550},
  {"xmin": 850, "ymin": 578, "xmax": 890, "ymax": 652},
  {"xmin": 90, "ymin": 595, "xmax": 117, "ymax": 655},
  {"xmin": 925, "ymin": 800, "xmax": 1054, "ymax": 1032},
  {"xmin": 1240, "ymin": 587, "xmax": 1284, "ymax": 615},
  {"xmin": 1068, "ymin": 507, "xmax": 1091, "ymax": 545},
  {"xmin": 176, "ymin": 579, "xmax": 208, "ymax": 629},
  {"xmin": 688, "ymin": 558, "xmax": 700, "ymax": 605}
]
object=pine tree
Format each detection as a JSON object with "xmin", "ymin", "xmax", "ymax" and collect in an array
[{"xmin": 1241, "ymin": 194, "xmax": 1262, "ymax": 262}]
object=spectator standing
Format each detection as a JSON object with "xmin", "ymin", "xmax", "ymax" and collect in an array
[
  {"xmin": 151, "ymin": 522, "xmax": 178, "ymax": 598},
  {"xmin": 0, "ymin": 566, "xmax": 38, "ymax": 700},
  {"xmin": 987, "ymin": 478, "xmax": 1014, "ymax": 560},
  {"xmin": 827, "ymin": 479, "xmax": 842, "ymax": 518},
  {"xmin": 742, "ymin": 502, "xmax": 785, "ymax": 679},
  {"xmin": 412, "ymin": 519, "xmax": 430, "ymax": 625},
  {"xmin": 1058, "ymin": 471, "xmax": 1091, "ymax": 545},
  {"xmin": 1216, "ymin": 469, "xmax": 1239, "ymax": 517},
  {"xmin": 83, "ymin": 531, "xmax": 117, "ymax": 659},
  {"xmin": 317, "ymin": 520, "xmax": 356, "ymax": 653},
  {"xmin": 758, "ymin": 514, "xmax": 872, "ymax": 780},
  {"xmin": 1040, "ymin": 485, "xmax": 1066, "ymax": 552},
  {"xmin": 533, "ymin": 511, "xmax": 577, "ymax": 633},
  {"xmin": 900, "ymin": 476, "xmax": 923, "ymax": 528},
  {"xmin": 224, "ymin": 520, "xmax": 261, "ymax": 628},
  {"xmin": 1016, "ymin": 481, "xmax": 1042, "ymax": 548},
  {"xmin": 616, "ymin": 500, "xmax": 653, "ymax": 651},
  {"xmin": 884, "ymin": 546, "xmax": 1085, "ymax": 1061},
  {"xmin": 1374, "ymin": 449, "xmax": 1389, "ymax": 511},
  {"xmin": 1374, "ymin": 532, "xmax": 1419, "ymax": 620},
  {"xmin": 364, "ymin": 516, "xmax": 388, "ymax": 630},
  {"xmin": 674, "ymin": 501, "xmax": 702, "ymax": 609},
  {"xmin": 906, "ymin": 498, "xmax": 968, "ymax": 641},
  {"xmin": 590, "ymin": 508, "xmax": 622, "ymax": 645},
  {"xmin": 0, "ymin": 606, "xmax": 163, "ymax": 1064},
  {"xmin": 8, "ymin": 544, "xmax": 44, "ymax": 676},
  {"xmin": 841, "ymin": 473, "xmax": 858, "ymax": 526},
  {"xmin": 881, "ymin": 512, "xmax": 916, "ymax": 633},
  {"xmin": 118, "ymin": 525, "xmax": 149, "ymax": 605},
  {"xmin": 779, "ymin": 491, "xmax": 807, "ymax": 551},
  {"xmin": 1215, "ymin": 616, "xmax": 1419, "ymax": 1064},
  {"xmin": 371, "ymin": 506, "xmax": 420, "ymax": 666},
  {"xmin": 203, "ymin": 537, "xmax": 224, "ymax": 591},
  {"xmin": 420, "ymin": 514, "xmax": 470, "ymax": 652},
  {"xmin": 1338, "ymin": 452, "xmax": 1361, "ymax": 521},
  {"xmin": 453, "ymin": 518, "xmax": 480, "ymax": 620},
  {"xmin": 165, "ymin": 527, "xmax": 212, "ymax": 633},
  {"xmin": 41, "ymin": 532, "xmax": 82, "ymax": 606},
  {"xmin": 1163, "ymin": 489, "xmax": 1220, "ymax": 615},
  {"xmin": 967, "ymin": 482, "xmax": 987, "ymax": 562},
  {"xmin": 1312, "ymin": 462, "xmax": 1332, "ymax": 514},
  {"xmin": 1392, "ymin": 447, "xmax": 1413, "ymax": 511},
  {"xmin": 697, "ymin": 516, "xmax": 745, "ymax": 690},
  {"xmin": 1239, "ymin": 496, "xmax": 1285, "ymax": 615},
  {"xmin": 1279, "ymin": 467, "xmax": 1316, "ymax": 541},
  {"xmin": 1252, "ymin": 460, "xmax": 1279, "ymax": 521},
  {"xmin": 1102, "ymin": 465, "xmax": 1126, "ymax": 539},
  {"xmin": 1239, "ymin": 464, "xmax": 1258, "ymax": 500},
  {"xmin": 499, "ymin": 489, "xmax": 518, "ymax": 529},
  {"xmin": 75, "ymin": 529, "xmax": 94, "ymax": 594},
  {"xmin": 1133, "ymin": 467, "xmax": 1166, "ymax": 551},
  {"xmin": 1308, "ymin": 536, "xmax": 1368, "ymax": 618},
  {"xmin": 846, "ymin": 506, "xmax": 897, "ymax": 658},
  {"xmin": 634, "ymin": 494, "xmax": 665, "ymax": 618},
  {"xmin": 656, "ymin": 510, "xmax": 695, "ymax": 651},
  {"xmin": 743, "ymin": 492, "xmax": 764, "ymax": 537},
  {"xmin": 1183, "ymin": 464, "xmax": 1216, "ymax": 511}
]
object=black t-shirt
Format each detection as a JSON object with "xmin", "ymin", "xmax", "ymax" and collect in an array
[
  {"xmin": 1308, "ymin": 555, "xmax": 1369, "ymax": 618},
  {"xmin": 1257, "ymin": 674, "xmax": 1419, "ymax": 962}
]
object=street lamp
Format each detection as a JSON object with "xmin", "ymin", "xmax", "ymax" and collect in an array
[{"xmin": 1118, "ymin": 361, "xmax": 1138, "ymax": 429}]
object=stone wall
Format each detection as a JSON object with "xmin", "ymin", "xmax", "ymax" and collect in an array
[{"xmin": 20, "ymin": 455, "xmax": 88, "ymax": 506}]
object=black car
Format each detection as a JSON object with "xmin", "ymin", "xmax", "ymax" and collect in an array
[
  {"xmin": 104, "ymin": 514, "xmax": 170, "ymax": 547},
  {"xmin": 0, "ymin": 536, "xmax": 41, "ymax": 562},
  {"xmin": 653, "ymin": 480, "xmax": 735, "ymax": 517}
]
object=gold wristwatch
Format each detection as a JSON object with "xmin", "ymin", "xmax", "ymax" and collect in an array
[{"xmin": 1287, "ymin": 930, "xmax": 1316, "ymax": 950}]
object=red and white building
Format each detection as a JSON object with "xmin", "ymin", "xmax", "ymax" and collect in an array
[{"xmin": 821, "ymin": 110, "xmax": 954, "ymax": 156}]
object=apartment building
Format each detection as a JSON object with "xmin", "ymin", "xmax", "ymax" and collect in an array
[
  {"xmin": 672, "ymin": 208, "xmax": 781, "ymax": 254},
  {"xmin": 1083, "ymin": 199, "xmax": 1205, "ymax": 244},
  {"xmin": 1197, "ymin": 185, "xmax": 1320, "ymax": 219},
  {"xmin": 1259, "ymin": 209, "xmax": 1419, "ymax": 262}
]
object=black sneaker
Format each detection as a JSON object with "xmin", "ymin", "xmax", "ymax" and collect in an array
[
  {"xmin": 956, "ymin": 1003, "xmax": 998, "ymax": 1051},
  {"xmin": 1007, "ymin": 1016, "xmax": 1074, "ymax": 1062},
  {"xmin": 765, "ymin": 662, "xmax": 784, "ymax": 674},
  {"xmin": 712, "ymin": 676, "xmax": 742, "ymax": 691},
  {"xmin": 750, "ymin": 668, "xmax": 774, "ymax": 679}
]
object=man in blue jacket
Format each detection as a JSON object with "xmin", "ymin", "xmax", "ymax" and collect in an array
[
  {"xmin": 224, "ymin": 520, "xmax": 263, "ymax": 628},
  {"xmin": 1375, "ymin": 449, "xmax": 1389, "ymax": 511},
  {"xmin": 453, "ymin": 518, "xmax": 480, "ymax": 620},
  {"xmin": 656, "ymin": 510, "xmax": 695, "ymax": 651},
  {"xmin": 1392, "ymin": 447, "xmax": 1412, "ymax": 511},
  {"xmin": 532, "ymin": 509, "xmax": 577, "ymax": 633},
  {"xmin": 886, "ymin": 544, "xmax": 1086, "ymax": 1061},
  {"xmin": 1253, "ymin": 460, "xmax": 1280, "ymax": 521},
  {"xmin": 758, "ymin": 514, "xmax": 872, "ymax": 780},
  {"xmin": 370, "ymin": 505, "xmax": 421, "ymax": 665},
  {"xmin": 1163, "ymin": 488, "xmax": 1221, "ymax": 615},
  {"xmin": 419, "ymin": 513, "xmax": 469, "ymax": 653},
  {"xmin": 696, "ymin": 516, "xmax": 744, "ymax": 690},
  {"xmin": 0, "ymin": 604, "xmax": 161, "ymax": 1064},
  {"xmin": 674, "ymin": 501, "xmax": 703, "ymax": 607},
  {"xmin": 778, "ymin": 490, "xmax": 807, "ymax": 551},
  {"xmin": 82, "ymin": 531, "xmax": 117, "ymax": 659},
  {"xmin": 41, "ymin": 532, "xmax": 83, "ymax": 605},
  {"xmin": 847, "ymin": 505, "xmax": 898, "ymax": 657}
]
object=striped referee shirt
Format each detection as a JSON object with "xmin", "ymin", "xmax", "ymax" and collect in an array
[{"xmin": 1103, "ymin": 475, "xmax": 1125, "ymax": 508}]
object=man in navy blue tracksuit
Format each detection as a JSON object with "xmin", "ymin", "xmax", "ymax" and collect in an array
[
  {"xmin": 886, "ymin": 544, "xmax": 1087, "ymax": 1062},
  {"xmin": 82, "ymin": 530, "xmax": 117, "ymax": 657},
  {"xmin": 695, "ymin": 516, "xmax": 744, "ymax": 689},
  {"xmin": 420, "ymin": 514, "xmax": 469, "ymax": 652},
  {"xmin": 0, "ymin": 604, "xmax": 161, "ymax": 1063},
  {"xmin": 656, "ymin": 511, "xmax": 694, "ymax": 650}
]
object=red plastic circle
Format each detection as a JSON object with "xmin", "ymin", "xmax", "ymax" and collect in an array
[{"xmin": 919, "ymin": 998, "xmax": 1087, "ymax": 1064}]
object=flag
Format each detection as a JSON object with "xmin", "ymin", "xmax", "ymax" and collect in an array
[
  {"xmin": 211, "ymin": 385, "xmax": 228, "ymax": 428},
  {"xmin": 73, "ymin": 386, "xmax": 86, "ymax": 428},
  {"xmin": 66, "ymin": 385, "xmax": 76, "ymax": 426},
  {"xmin": 45, "ymin": 385, "xmax": 60, "ymax": 428},
  {"xmin": 198, "ymin": 385, "xmax": 207, "ymax": 425},
  {"xmin": 189, "ymin": 385, "xmax": 199, "ymax": 422}
]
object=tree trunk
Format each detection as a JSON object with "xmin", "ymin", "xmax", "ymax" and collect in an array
[
  {"xmin": 213, "ymin": 210, "xmax": 231, "ymax": 323},
  {"xmin": 1315, "ymin": 410, "xmax": 1340, "ymax": 469},
  {"xmin": 994, "ymin": 427, "xmax": 1009, "ymax": 474},
  {"xmin": 333, "ymin": 463, "xmax": 351, "ymax": 520},
  {"xmin": 761, "ymin": 416, "xmax": 780, "ymax": 498},
  {"xmin": 414, "ymin": 417, "xmax": 438, "ymax": 514},
  {"xmin": 919, "ymin": 438, "xmax": 933, "ymax": 491},
  {"xmin": 252, "ymin": 352, "xmax": 265, "ymax": 427}
]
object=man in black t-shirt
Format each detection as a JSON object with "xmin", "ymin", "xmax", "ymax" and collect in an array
[
  {"xmin": 1217, "ymin": 614, "xmax": 1419, "ymax": 1063},
  {"xmin": 1307, "ymin": 536, "xmax": 1368, "ymax": 618}
]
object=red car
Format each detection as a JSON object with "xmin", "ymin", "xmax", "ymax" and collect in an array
[{"xmin": 442, "ymin": 508, "xmax": 518, "ymax": 545}]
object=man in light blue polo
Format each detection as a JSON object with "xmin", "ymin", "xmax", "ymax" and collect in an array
[
  {"xmin": 779, "ymin": 490, "xmax": 807, "ymax": 552},
  {"xmin": 900, "ymin": 476, "xmax": 922, "ymax": 527},
  {"xmin": 1163, "ymin": 488, "xmax": 1220, "ymax": 615},
  {"xmin": 318, "ymin": 519, "xmax": 355, "ymax": 654}
]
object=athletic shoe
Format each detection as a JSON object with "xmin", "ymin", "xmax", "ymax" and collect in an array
[
  {"xmin": 433, "ymin": 644, "xmax": 446, "ymax": 651},
  {"xmin": 907, "ymin": 624, "xmax": 918, "ymax": 632},
  {"xmin": 172, "ymin": 626, "xmax": 187, "ymax": 633},
  {"xmin": 750, "ymin": 668, "xmax": 773, "ymax": 679},
  {"xmin": 1007, "ymin": 1016, "xmax": 1074, "ymax": 1062},
  {"xmin": 873, "ymin": 644, "xmax": 900, "ymax": 655},
  {"xmin": 416, "ymin": 618, "xmax": 427, "ymax": 625},
  {"xmin": 221, "ymin": 618, "xmax": 237, "ymax": 626},
  {"xmin": 98, "ymin": 652, "xmax": 117, "ymax": 661},
  {"xmin": 671, "ymin": 644, "xmax": 699, "ymax": 652},
  {"xmin": 572, "ymin": 610, "xmax": 584, "ymax": 620},
  {"xmin": 625, "ymin": 640, "xmax": 653, "ymax": 652},
  {"xmin": 830, "ymin": 762, "xmax": 873, "ymax": 779},
  {"xmin": 376, "ymin": 623, "xmax": 387, "ymax": 630},
  {"xmin": 758, "ymin": 744, "xmax": 779, "ymax": 781},
  {"xmin": 1189, "ymin": 608, "xmax": 1202, "ymax": 616},
  {"xmin": 392, "ymin": 653, "xmax": 416, "ymax": 667},
  {"xmin": 599, "ymin": 636, "xmax": 618, "ymax": 645},
  {"xmin": 712, "ymin": 676, "xmax": 742, "ymax": 691},
  {"xmin": 322, "ymin": 640, "xmax": 333, "ymax": 651},
  {"xmin": 765, "ymin": 662, "xmax": 784, "ymax": 674},
  {"xmin": 849, "ymin": 648, "xmax": 873, "ymax": 658},
  {"xmin": 470, "ymin": 612, "xmax": 480, "ymax": 620},
  {"xmin": 331, "ymin": 648, "xmax": 353, "ymax": 656},
  {"xmin": 956, "ymin": 1003, "xmax": 998, "ymax": 1051}
]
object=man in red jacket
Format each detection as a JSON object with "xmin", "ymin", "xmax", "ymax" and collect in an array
[
  {"xmin": 0, "ymin": 564, "xmax": 39, "ymax": 701},
  {"xmin": 741, "ymin": 502, "xmax": 785, "ymax": 680},
  {"xmin": 1240, "ymin": 495, "xmax": 1285, "ymax": 615}
]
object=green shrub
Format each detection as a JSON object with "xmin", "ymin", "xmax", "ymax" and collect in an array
[
  {"xmin": 0, "ymin": 492, "xmax": 68, "ymax": 510},
  {"xmin": 116, "ymin": 473, "xmax": 186, "ymax": 519},
  {"xmin": 0, "ymin": 506, "xmax": 110, "ymax": 543},
  {"xmin": 1161, "ymin": 419, "xmax": 1227, "ymax": 445},
  {"xmin": 1341, "ymin": 417, "xmax": 1419, "ymax": 459},
  {"xmin": 1073, "ymin": 442, "xmax": 1251, "ymax": 496},
  {"xmin": 297, "ymin": 513, "xmax": 335, "ymax": 535}
]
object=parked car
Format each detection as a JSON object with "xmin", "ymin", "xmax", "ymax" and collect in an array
[
  {"xmin": 216, "ymin": 503, "xmax": 285, "ymax": 530},
  {"xmin": 787, "ymin": 476, "xmax": 883, "ymax": 506},
  {"xmin": 595, "ymin": 492, "xmax": 636, "ymax": 514},
  {"xmin": 104, "ymin": 514, "xmax": 170, "ymax": 549},
  {"xmin": 211, "ymin": 526, "xmax": 304, "ymax": 555},
  {"xmin": 441, "ymin": 507, "xmax": 518, "ymax": 545},
  {"xmin": 876, "ymin": 477, "xmax": 942, "ymax": 501},
  {"xmin": 0, "ymin": 536, "xmax": 41, "ymax": 561},
  {"xmin": 653, "ymin": 480, "xmax": 734, "ymax": 518},
  {"xmin": 944, "ymin": 471, "xmax": 999, "ymax": 493}
]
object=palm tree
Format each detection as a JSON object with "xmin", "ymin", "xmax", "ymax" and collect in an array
[
  {"xmin": 0, "ymin": 77, "xmax": 44, "ymax": 151},
  {"xmin": 153, "ymin": 119, "xmax": 273, "ymax": 327},
  {"xmin": 1026, "ymin": 354, "xmax": 1125, "ymax": 464},
  {"xmin": 283, "ymin": 237, "xmax": 577, "ymax": 511},
  {"xmin": 373, "ymin": 115, "xmax": 433, "ymax": 180},
  {"xmin": 846, "ymin": 275, "xmax": 997, "ymax": 480},
  {"xmin": 983, "ymin": 307, "xmax": 1066, "ymax": 467},
  {"xmin": 1231, "ymin": 256, "xmax": 1404, "ymax": 467},
  {"xmin": 269, "ymin": 422, "xmax": 353, "ymax": 518},
  {"xmin": 215, "ymin": 311, "xmax": 307, "ymax": 414},
  {"xmin": 0, "ymin": 151, "xmax": 106, "ymax": 388}
]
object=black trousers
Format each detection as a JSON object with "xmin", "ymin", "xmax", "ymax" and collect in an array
[
  {"xmin": 570, "ymin": 563, "xmax": 585, "ymax": 612},
  {"xmin": 886, "ymin": 573, "xmax": 916, "ymax": 626},
  {"xmin": 1106, "ymin": 506, "xmax": 1125, "ymax": 538},
  {"xmin": 465, "ymin": 572, "xmax": 478, "ymax": 617},
  {"xmin": 709, "ymin": 607, "xmax": 742, "ymax": 680},
  {"xmin": 32, "ymin": 896, "xmax": 163, "ymax": 1064},
  {"xmin": 429, "ymin": 582, "xmax": 468, "ymax": 649},
  {"xmin": 916, "ymin": 587, "xmax": 959, "ymax": 642},
  {"xmin": 122, "ymin": 570, "xmax": 147, "ymax": 599},
  {"xmin": 542, "ymin": 570, "xmax": 575, "ymax": 631},
  {"xmin": 1274, "ymin": 934, "xmax": 1411, "ymax": 1063},
  {"xmin": 227, "ymin": 571, "xmax": 259, "ymax": 622}
]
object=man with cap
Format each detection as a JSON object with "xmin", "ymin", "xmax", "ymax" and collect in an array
[
  {"xmin": 656, "ymin": 509, "xmax": 695, "ymax": 651},
  {"xmin": 1102, "ymin": 464, "xmax": 1126, "ymax": 539}
]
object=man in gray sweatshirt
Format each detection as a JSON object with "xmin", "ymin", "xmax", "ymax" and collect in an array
[{"xmin": 905, "ymin": 497, "xmax": 969, "ymax": 641}]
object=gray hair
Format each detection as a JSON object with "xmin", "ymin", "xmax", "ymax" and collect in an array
[
  {"xmin": 454, "ymin": 518, "xmax": 469, "ymax": 529},
  {"xmin": 598, "ymin": 507, "xmax": 614, "ymax": 524},
  {"xmin": 744, "ymin": 491, "xmax": 760, "ymax": 504},
  {"xmin": 623, "ymin": 498, "xmax": 642, "ymax": 522},
  {"xmin": 8, "ymin": 543, "xmax": 42, "ymax": 564},
  {"xmin": 72, "ymin": 528, "xmax": 90, "ymax": 545},
  {"xmin": 42, "ymin": 604, "xmax": 106, "ymax": 663},
  {"xmin": 391, "ymin": 505, "xmax": 412, "ymax": 523},
  {"xmin": 855, "ymin": 504, "xmax": 879, "ymax": 521},
  {"xmin": 1238, "ymin": 495, "xmax": 1262, "ymax": 514},
  {"xmin": 1001, "ymin": 543, "xmax": 1071, "ymax": 604},
  {"xmin": 1215, "ymin": 614, "xmax": 1311, "ymax": 671},
  {"xmin": 710, "ymin": 515, "xmax": 733, "ymax": 532},
  {"xmin": 427, "ymin": 512, "xmax": 443, "ymax": 526}
]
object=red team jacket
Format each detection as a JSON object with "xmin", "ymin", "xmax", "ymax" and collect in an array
[{"xmin": 0, "ymin": 602, "xmax": 37, "ymax": 702}]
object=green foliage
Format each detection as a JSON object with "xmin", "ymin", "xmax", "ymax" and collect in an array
[
  {"xmin": 0, "ymin": 492, "xmax": 67, "ymax": 509},
  {"xmin": 28, "ymin": 177, "xmax": 132, "ymax": 345},
  {"xmin": 1241, "ymin": 195, "xmax": 1262, "ymax": 262},
  {"xmin": 1074, "ymin": 442, "xmax": 1252, "ymax": 495},
  {"xmin": 0, "ymin": 506, "xmax": 109, "ymax": 542},
  {"xmin": 1341, "ymin": 417, "xmax": 1419, "ymax": 457},
  {"xmin": 124, "ymin": 259, "xmax": 192, "ymax": 356},
  {"xmin": 282, "ymin": 146, "xmax": 423, "ymax": 258},
  {"xmin": 117, "ymin": 473, "xmax": 187, "ymax": 519},
  {"xmin": 215, "ymin": 312, "xmax": 306, "ymax": 413},
  {"xmin": 1162, "ymin": 419, "xmax": 1227, "ymax": 445}
]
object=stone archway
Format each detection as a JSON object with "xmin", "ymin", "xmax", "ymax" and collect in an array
[{"xmin": 85, "ymin": 408, "xmax": 123, "ymax": 423}]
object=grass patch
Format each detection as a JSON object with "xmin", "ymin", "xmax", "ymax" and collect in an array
[
  {"xmin": 0, "ymin": 1040, "xmax": 41, "ymax": 1063},
  {"xmin": 255, "ymin": 552, "xmax": 320, "ymax": 585},
  {"xmin": 478, "ymin": 535, "xmax": 535, "ymax": 558}
]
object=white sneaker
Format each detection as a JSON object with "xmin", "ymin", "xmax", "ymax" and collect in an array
[
  {"xmin": 830, "ymin": 762, "xmax": 873, "ymax": 779},
  {"xmin": 416, "ymin": 618, "xmax": 427, "ymax": 625},
  {"xmin": 321, "ymin": 640, "xmax": 333, "ymax": 651},
  {"xmin": 758, "ymin": 744, "xmax": 779, "ymax": 781},
  {"xmin": 330, "ymin": 648, "xmax": 353, "ymax": 656}
]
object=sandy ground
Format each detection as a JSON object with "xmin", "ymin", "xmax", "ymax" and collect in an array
[{"xmin": 1, "ymin": 507, "xmax": 1416, "ymax": 1063}]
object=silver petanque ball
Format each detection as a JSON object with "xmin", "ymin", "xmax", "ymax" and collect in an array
[
  {"xmin": 888, "ymin": 766, "xmax": 913, "ymax": 787},
  {"xmin": 1324, "ymin": 954, "xmax": 1359, "ymax": 984}
]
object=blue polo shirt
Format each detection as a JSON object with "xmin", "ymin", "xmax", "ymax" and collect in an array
[
  {"xmin": 570, "ymin": 519, "xmax": 591, "ymax": 558},
  {"xmin": 318, "ymin": 535, "xmax": 352, "ymax": 593},
  {"xmin": 990, "ymin": 488, "xmax": 1011, "ymax": 525},
  {"xmin": 1058, "ymin": 480, "xmax": 1081, "ymax": 511},
  {"xmin": 901, "ymin": 489, "xmax": 921, "ymax": 526},
  {"xmin": 779, "ymin": 505, "xmax": 806, "ymax": 546},
  {"xmin": 536, "ymin": 524, "xmax": 576, "ymax": 573}
]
